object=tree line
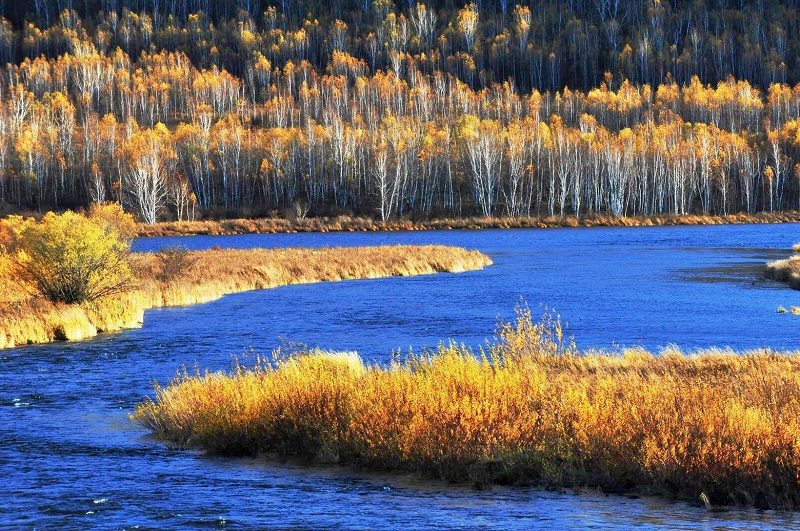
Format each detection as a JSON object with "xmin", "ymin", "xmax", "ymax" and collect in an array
[
  {"xmin": 2, "ymin": 6, "xmax": 800, "ymax": 221},
  {"xmin": 3, "ymin": 1, "xmax": 800, "ymax": 91}
]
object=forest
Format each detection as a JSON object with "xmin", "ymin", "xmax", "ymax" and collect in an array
[{"xmin": 2, "ymin": 0, "xmax": 800, "ymax": 221}]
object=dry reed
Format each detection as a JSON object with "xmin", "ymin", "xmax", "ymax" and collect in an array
[
  {"xmin": 766, "ymin": 245, "xmax": 800, "ymax": 289},
  {"xmin": 136, "ymin": 211, "xmax": 800, "ymax": 237},
  {"xmin": 0, "ymin": 245, "xmax": 490, "ymax": 349},
  {"xmin": 134, "ymin": 308, "xmax": 800, "ymax": 510}
]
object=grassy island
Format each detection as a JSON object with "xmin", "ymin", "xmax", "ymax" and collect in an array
[
  {"xmin": 135, "ymin": 309, "xmax": 800, "ymax": 511},
  {"xmin": 0, "ymin": 209, "xmax": 490, "ymax": 349},
  {"xmin": 766, "ymin": 244, "xmax": 800, "ymax": 290}
]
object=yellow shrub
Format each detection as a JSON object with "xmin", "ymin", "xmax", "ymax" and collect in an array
[
  {"xmin": 89, "ymin": 202, "xmax": 138, "ymax": 244},
  {"xmin": 11, "ymin": 211, "xmax": 134, "ymax": 304}
]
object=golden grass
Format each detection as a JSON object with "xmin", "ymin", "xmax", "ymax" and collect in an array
[
  {"xmin": 765, "ymin": 247, "xmax": 800, "ymax": 289},
  {"xmin": 136, "ymin": 211, "xmax": 800, "ymax": 237},
  {"xmin": 134, "ymin": 308, "xmax": 800, "ymax": 510},
  {"xmin": 0, "ymin": 245, "xmax": 490, "ymax": 349}
]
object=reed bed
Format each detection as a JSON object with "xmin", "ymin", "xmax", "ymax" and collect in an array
[
  {"xmin": 0, "ymin": 245, "xmax": 490, "ymax": 349},
  {"xmin": 765, "ymin": 246, "xmax": 800, "ymax": 290},
  {"xmin": 134, "ymin": 309, "xmax": 800, "ymax": 510},
  {"xmin": 136, "ymin": 211, "xmax": 800, "ymax": 237}
]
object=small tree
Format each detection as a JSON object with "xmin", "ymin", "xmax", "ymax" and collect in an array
[{"xmin": 9, "ymin": 211, "xmax": 135, "ymax": 304}]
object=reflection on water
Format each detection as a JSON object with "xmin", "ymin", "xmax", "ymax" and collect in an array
[
  {"xmin": 3, "ymin": 223, "xmax": 800, "ymax": 528},
  {"xmin": 676, "ymin": 248, "xmax": 790, "ymax": 287}
]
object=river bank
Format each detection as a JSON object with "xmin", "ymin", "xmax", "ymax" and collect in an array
[
  {"xmin": 135, "ymin": 211, "xmax": 800, "ymax": 237},
  {"xmin": 0, "ymin": 245, "xmax": 491, "ymax": 349}
]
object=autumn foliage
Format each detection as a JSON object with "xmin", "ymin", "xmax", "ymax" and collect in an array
[
  {"xmin": 135, "ymin": 308, "xmax": 800, "ymax": 510},
  {"xmin": 2, "ymin": 6, "xmax": 800, "ymax": 221},
  {"xmin": 3, "ymin": 209, "xmax": 134, "ymax": 303}
]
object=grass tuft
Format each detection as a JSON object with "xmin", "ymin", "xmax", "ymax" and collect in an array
[{"xmin": 766, "ymin": 248, "xmax": 800, "ymax": 290}]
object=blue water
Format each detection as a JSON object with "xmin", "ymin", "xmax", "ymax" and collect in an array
[{"xmin": 3, "ymin": 223, "xmax": 800, "ymax": 529}]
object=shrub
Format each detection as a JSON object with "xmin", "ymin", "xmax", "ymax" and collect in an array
[
  {"xmin": 155, "ymin": 245, "xmax": 197, "ymax": 282},
  {"xmin": 0, "ymin": 217, "xmax": 15, "ymax": 251},
  {"xmin": 9, "ymin": 211, "xmax": 135, "ymax": 304},
  {"xmin": 88, "ymin": 202, "xmax": 138, "ymax": 244}
]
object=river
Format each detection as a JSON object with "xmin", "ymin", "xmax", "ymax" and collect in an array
[{"xmin": 3, "ymin": 223, "xmax": 800, "ymax": 528}]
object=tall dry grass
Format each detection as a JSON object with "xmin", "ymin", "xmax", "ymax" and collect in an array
[
  {"xmin": 765, "ymin": 245, "xmax": 800, "ymax": 289},
  {"xmin": 136, "ymin": 211, "xmax": 800, "ymax": 237},
  {"xmin": 135, "ymin": 308, "xmax": 800, "ymax": 510},
  {"xmin": 0, "ymin": 245, "xmax": 490, "ymax": 349}
]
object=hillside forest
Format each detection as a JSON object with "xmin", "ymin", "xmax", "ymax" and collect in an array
[{"xmin": 2, "ymin": 1, "xmax": 800, "ymax": 221}]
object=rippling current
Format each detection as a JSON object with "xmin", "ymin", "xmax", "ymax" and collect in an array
[{"xmin": 3, "ymin": 224, "xmax": 800, "ymax": 529}]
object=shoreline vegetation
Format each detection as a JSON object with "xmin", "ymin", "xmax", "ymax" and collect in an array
[
  {"xmin": 0, "ymin": 244, "xmax": 491, "ymax": 350},
  {"xmin": 135, "ymin": 211, "xmax": 800, "ymax": 238},
  {"xmin": 134, "ymin": 309, "xmax": 800, "ymax": 511},
  {"xmin": 766, "ymin": 243, "xmax": 800, "ymax": 290}
]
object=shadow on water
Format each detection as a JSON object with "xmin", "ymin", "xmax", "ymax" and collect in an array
[{"xmin": 676, "ymin": 262, "xmax": 774, "ymax": 286}]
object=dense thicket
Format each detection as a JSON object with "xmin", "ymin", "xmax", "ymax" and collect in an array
[{"xmin": 3, "ymin": 2, "xmax": 800, "ymax": 221}]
